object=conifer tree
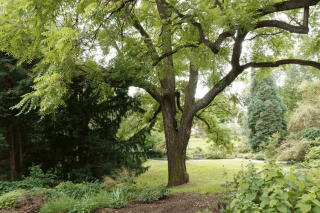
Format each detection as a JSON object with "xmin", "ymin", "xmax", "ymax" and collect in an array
[{"xmin": 248, "ymin": 72, "xmax": 288, "ymax": 152}]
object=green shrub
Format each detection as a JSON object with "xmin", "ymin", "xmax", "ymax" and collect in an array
[
  {"xmin": 204, "ymin": 145, "xmax": 228, "ymax": 159},
  {"xmin": 54, "ymin": 180, "xmax": 102, "ymax": 199},
  {"xmin": 0, "ymin": 189, "xmax": 24, "ymax": 210},
  {"xmin": 305, "ymin": 146, "xmax": 320, "ymax": 162},
  {"xmin": 40, "ymin": 183, "xmax": 133, "ymax": 212},
  {"xmin": 0, "ymin": 165, "xmax": 55, "ymax": 196},
  {"xmin": 262, "ymin": 132, "xmax": 280, "ymax": 159},
  {"xmin": 135, "ymin": 184, "xmax": 169, "ymax": 202},
  {"xmin": 277, "ymin": 139, "xmax": 310, "ymax": 162},
  {"xmin": 221, "ymin": 161, "xmax": 320, "ymax": 213},
  {"xmin": 254, "ymin": 153, "xmax": 265, "ymax": 160},
  {"xmin": 102, "ymin": 167, "xmax": 136, "ymax": 190},
  {"xmin": 192, "ymin": 146, "xmax": 203, "ymax": 155},
  {"xmin": 302, "ymin": 127, "xmax": 320, "ymax": 141}
]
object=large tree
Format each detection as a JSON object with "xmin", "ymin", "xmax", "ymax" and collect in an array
[{"xmin": 0, "ymin": 0, "xmax": 320, "ymax": 187}]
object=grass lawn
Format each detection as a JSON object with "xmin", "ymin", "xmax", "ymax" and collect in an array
[
  {"xmin": 135, "ymin": 159, "xmax": 293, "ymax": 194},
  {"xmin": 187, "ymin": 138, "xmax": 210, "ymax": 150}
]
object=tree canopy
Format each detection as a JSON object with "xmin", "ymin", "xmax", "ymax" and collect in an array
[{"xmin": 0, "ymin": 0, "xmax": 320, "ymax": 186}]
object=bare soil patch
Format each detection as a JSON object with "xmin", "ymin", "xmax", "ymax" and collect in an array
[{"xmin": 94, "ymin": 193, "xmax": 226, "ymax": 213}]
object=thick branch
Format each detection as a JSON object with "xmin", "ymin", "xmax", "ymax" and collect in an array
[
  {"xmin": 184, "ymin": 61, "xmax": 198, "ymax": 111},
  {"xmin": 131, "ymin": 14, "xmax": 160, "ymax": 61},
  {"xmin": 161, "ymin": 0, "xmax": 233, "ymax": 54},
  {"xmin": 152, "ymin": 43, "xmax": 199, "ymax": 66},
  {"xmin": 231, "ymin": 33, "xmax": 247, "ymax": 69},
  {"xmin": 258, "ymin": 0, "xmax": 318, "ymax": 17},
  {"xmin": 255, "ymin": 7, "xmax": 309, "ymax": 34},
  {"xmin": 175, "ymin": 91, "xmax": 210, "ymax": 129},
  {"xmin": 242, "ymin": 59, "xmax": 320, "ymax": 70},
  {"xmin": 246, "ymin": 32, "xmax": 282, "ymax": 40},
  {"xmin": 149, "ymin": 106, "xmax": 161, "ymax": 122},
  {"xmin": 193, "ymin": 33, "xmax": 246, "ymax": 112}
]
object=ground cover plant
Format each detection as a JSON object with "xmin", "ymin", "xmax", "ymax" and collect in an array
[
  {"xmin": 0, "ymin": 165, "xmax": 170, "ymax": 212},
  {"xmin": 221, "ymin": 160, "xmax": 320, "ymax": 213}
]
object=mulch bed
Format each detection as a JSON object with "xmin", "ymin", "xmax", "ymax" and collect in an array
[
  {"xmin": 94, "ymin": 193, "xmax": 226, "ymax": 213},
  {"xmin": 1, "ymin": 193, "xmax": 226, "ymax": 213}
]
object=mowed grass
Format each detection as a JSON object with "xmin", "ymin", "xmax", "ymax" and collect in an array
[
  {"xmin": 187, "ymin": 138, "xmax": 210, "ymax": 150},
  {"xmin": 135, "ymin": 159, "xmax": 292, "ymax": 194}
]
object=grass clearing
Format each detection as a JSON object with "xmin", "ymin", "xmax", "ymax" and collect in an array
[{"xmin": 135, "ymin": 159, "xmax": 293, "ymax": 194}]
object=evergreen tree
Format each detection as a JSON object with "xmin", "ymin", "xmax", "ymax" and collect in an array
[
  {"xmin": 0, "ymin": 52, "xmax": 40, "ymax": 181},
  {"xmin": 248, "ymin": 72, "xmax": 288, "ymax": 152}
]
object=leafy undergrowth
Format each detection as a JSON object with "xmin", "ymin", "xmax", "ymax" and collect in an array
[
  {"xmin": 0, "ymin": 166, "xmax": 169, "ymax": 213},
  {"xmin": 220, "ymin": 160, "xmax": 320, "ymax": 213}
]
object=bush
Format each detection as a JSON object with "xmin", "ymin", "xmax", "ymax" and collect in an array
[
  {"xmin": 235, "ymin": 141, "xmax": 251, "ymax": 154},
  {"xmin": 135, "ymin": 185, "xmax": 169, "ymax": 202},
  {"xmin": 204, "ymin": 145, "xmax": 228, "ymax": 159},
  {"xmin": 192, "ymin": 146, "xmax": 203, "ymax": 155},
  {"xmin": 262, "ymin": 132, "xmax": 280, "ymax": 159},
  {"xmin": 277, "ymin": 139, "xmax": 310, "ymax": 162},
  {"xmin": 54, "ymin": 180, "xmax": 102, "ymax": 199},
  {"xmin": 253, "ymin": 153, "xmax": 265, "ymax": 160},
  {"xmin": 150, "ymin": 135, "xmax": 166, "ymax": 158},
  {"xmin": 0, "ymin": 165, "xmax": 55, "ymax": 196},
  {"xmin": 0, "ymin": 189, "xmax": 24, "ymax": 210},
  {"xmin": 302, "ymin": 127, "xmax": 320, "ymax": 141},
  {"xmin": 305, "ymin": 146, "xmax": 320, "ymax": 162},
  {"xmin": 102, "ymin": 167, "xmax": 136, "ymax": 190},
  {"xmin": 221, "ymin": 161, "xmax": 320, "ymax": 213}
]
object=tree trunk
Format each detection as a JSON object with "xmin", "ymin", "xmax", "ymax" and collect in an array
[
  {"xmin": 9, "ymin": 126, "xmax": 16, "ymax": 181},
  {"xmin": 162, "ymin": 96, "xmax": 191, "ymax": 187},
  {"xmin": 166, "ymin": 136, "xmax": 189, "ymax": 187},
  {"xmin": 9, "ymin": 124, "xmax": 23, "ymax": 181}
]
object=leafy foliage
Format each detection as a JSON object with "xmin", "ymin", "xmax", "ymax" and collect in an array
[
  {"xmin": 277, "ymin": 65, "xmax": 320, "ymax": 120},
  {"xmin": 0, "ymin": 165, "xmax": 55, "ymax": 196},
  {"xmin": 135, "ymin": 185, "xmax": 169, "ymax": 202},
  {"xmin": 0, "ymin": 189, "xmax": 24, "ymax": 210},
  {"xmin": 302, "ymin": 127, "xmax": 320, "ymax": 141},
  {"xmin": 0, "ymin": 0, "xmax": 319, "ymax": 187},
  {"xmin": 248, "ymin": 73, "xmax": 288, "ymax": 152},
  {"xmin": 22, "ymin": 82, "xmax": 151, "ymax": 181},
  {"xmin": 223, "ymin": 161, "xmax": 320, "ymax": 213},
  {"xmin": 305, "ymin": 147, "xmax": 320, "ymax": 162},
  {"xmin": 276, "ymin": 139, "xmax": 310, "ymax": 162},
  {"xmin": 288, "ymin": 81, "xmax": 320, "ymax": 137}
]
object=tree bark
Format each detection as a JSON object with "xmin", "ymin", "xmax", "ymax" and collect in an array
[
  {"xmin": 162, "ymin": 102, "xmax": 190, "ymax": 187},
  {"xmin": 9, "ymin": 124, "xmax": 23, "ymax": 181}
]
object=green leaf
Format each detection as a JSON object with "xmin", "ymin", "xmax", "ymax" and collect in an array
[
  {"xmin": 297, "ymin": 203, "xmax": 311, "ymax": 213},
  {"xmin": 246, "ymin": 192, "xmax": 256, "ymax": 200},
  {"xmin": 270, "ymin": 199, "xmax": 277, "ymax": 207},
  {"xmin": 277, "ymin": 203, "xmax": 288, "ymax": 213},
  {"xmin": 250, "ymin": 184, "xmax": 260, "ymax": 190},
  {"xmin": 287, "ymin": 180, "xmax": 298, "ymax": 190},
  {"xmin": 312, "ymin": 199, "xmax": 320, "ymax": 206}
]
